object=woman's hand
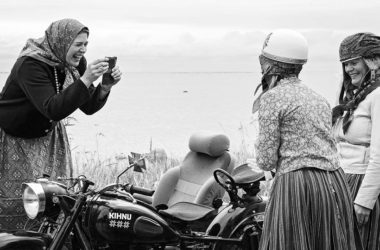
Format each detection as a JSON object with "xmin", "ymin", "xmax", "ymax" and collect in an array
[
  {"xmin": 80, "ymin": 58, "xmax": 108, "ymax": 87},
  {"xmin": 354, "ymin": 203, "xmax": 371, "ymax": 226}
]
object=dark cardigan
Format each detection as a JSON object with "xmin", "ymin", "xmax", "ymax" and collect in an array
[{"xmin": 0, "ymin": 56, "xmax": 109, "ymax": 138}]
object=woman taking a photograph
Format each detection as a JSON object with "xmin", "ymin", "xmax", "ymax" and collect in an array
[{"xmin": 0, "ymin": 18, "xmax": 122, "ymax": 230}]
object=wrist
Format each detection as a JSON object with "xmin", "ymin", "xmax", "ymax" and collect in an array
[{"xmin": 80, "ymin": 76, "xmax": 92, "ymax": 87}]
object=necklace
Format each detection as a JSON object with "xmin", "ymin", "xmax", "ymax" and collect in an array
[{"xmin": 53, "ymin": 67, "xmax": 60, "ymax": 93}]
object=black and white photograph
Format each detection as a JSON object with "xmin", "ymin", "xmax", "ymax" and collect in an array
[{"xmin": 0, "ymin": 0, "xmax": 379, "ymax": 249}]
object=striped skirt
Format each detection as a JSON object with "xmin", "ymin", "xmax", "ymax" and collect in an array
[
  {"xmin": 346, "ymin": 173, "xmax": 380, "ymax": 250},
  {"xmin": 259, "ymin": 168, "xmax": 361, "ymax": 250},
  {"xmin": 0, "ymin": 122, "xmax": 72, "ymax": 230}
]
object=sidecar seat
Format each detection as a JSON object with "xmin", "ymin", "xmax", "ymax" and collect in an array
[{"xmin": 152, "ymin": 132, "xmax": 235, "ymax": 208}]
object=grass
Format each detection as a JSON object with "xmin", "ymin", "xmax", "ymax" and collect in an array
[
  {"xmin": 72, "ymin": 146, "xmax": 272, "ymax": 199},
  {"xmin": 71, "ymin": 129, "xmax": 254, "ymax": 190},
  {"xmin": 72, "ymin": 149, "xmax": 180, "ymax": 189},
  {"xmin": 69, "ymin": 116, "xmax": 272, "ymax": 197},
  {"xmin": 73, "ymin": 149, "xmax": 253, "ymax": 189}
]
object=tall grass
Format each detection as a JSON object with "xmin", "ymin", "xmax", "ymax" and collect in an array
[
  {"xmin": 72, "ymin": 147, "xmax": 254, "ymax": 189},
  {"xmin": 72, "ymin": 149, "xmax": 180, "ymax": 189},
  {"xmin": 71, "ymin": 123, "xmax": 261, "ymax": 191},
  {"xmin": 70, "ymin": 116, "xmax": 273, "ymax": 196}
]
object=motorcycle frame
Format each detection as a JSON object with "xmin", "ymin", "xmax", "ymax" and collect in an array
[
  {"xmin": 30, "ymin": 194, "xmax": 258, "ymax": 250},
  {"xmin": 0, "ymin": 170, "xmax": 266, "ymax": 250}
]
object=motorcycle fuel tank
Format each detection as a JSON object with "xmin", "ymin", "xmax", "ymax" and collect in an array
[{"xmin": 83, "ymin": 193, "xmax": 179, "ymax": 245}]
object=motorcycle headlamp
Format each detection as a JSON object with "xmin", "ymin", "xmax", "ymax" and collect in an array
[{"xmin": 22, "ymin": 179, "xmax": 67, "ymax": 219}]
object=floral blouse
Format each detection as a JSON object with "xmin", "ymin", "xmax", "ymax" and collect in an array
[{"xmin": 255, "ymin": 77, "xmax": 340, "ymax": 176}]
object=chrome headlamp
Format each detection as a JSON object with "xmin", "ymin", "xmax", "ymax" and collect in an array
[{"xmin": 22, "ymin": 179, "xmax": 68, "ymax": 219}]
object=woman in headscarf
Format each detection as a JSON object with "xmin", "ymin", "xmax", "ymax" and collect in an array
[
  {"xmin": 0, "ymin": 18, "xmax": 122, "ymax": 230},
  {"xmin": 332, "ymin": 32, "xmax": 380, "ymax": 250},
  {"xmin": 253, "ymin": 29, "xmax": 360, "ymax": 250}
]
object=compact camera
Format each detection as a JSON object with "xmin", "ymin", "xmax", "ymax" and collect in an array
[
  {"xmin": 103, "ymin": 56, "xmax": 117, "ymax": 83},
  {"xmin": 106, "ymin": 56, "xmax": 117, "ymax": 73}
]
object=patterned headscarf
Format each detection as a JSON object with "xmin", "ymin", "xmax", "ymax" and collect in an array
[
  {"xmin": 252, "ymin": 55, "xmax": 303, "ymax": 113},
  {"xmin": 339, "ymin": 32, "xmax": 380, "ymax": 63},
  {"xmin": 259, "ymin": 55, "xmax": 302, "ymax": 80},
  {"xmin": 332, "ymin": 32, "xmax": 380, "ymax": 133},
  {"xmin": 18, "ymin": 18, "xmax": 89, "ymax": 89}
]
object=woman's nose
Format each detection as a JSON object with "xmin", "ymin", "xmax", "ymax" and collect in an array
[{"xmin": 345, "ymin": 64, "xmax": 353, "ymax": 72}]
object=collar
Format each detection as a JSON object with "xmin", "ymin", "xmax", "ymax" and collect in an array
[{"xmin": 277, "ymin": 76, "xmax": 301, "ymax": 86}]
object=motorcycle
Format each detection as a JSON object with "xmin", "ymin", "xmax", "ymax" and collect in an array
[{"xmin": 0, "ymin": 157, "xmax": 267, "ymax": 250}]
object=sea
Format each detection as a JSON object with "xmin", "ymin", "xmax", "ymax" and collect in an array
[{"xmin": 0, "ymin": 61, "xmax": 342, "ymax": 160}]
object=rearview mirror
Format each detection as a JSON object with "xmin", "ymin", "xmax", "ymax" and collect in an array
[{"xmin": 128, "ymin": 152, "xmax": 147, "ymax": 173}]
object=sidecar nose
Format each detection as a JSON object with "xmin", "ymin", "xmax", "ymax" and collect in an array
[{"xmin": 0, "ymin": 230, "xmax": 50, "ymax": 250}]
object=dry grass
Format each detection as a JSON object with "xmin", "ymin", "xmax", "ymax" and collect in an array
[
  {"xmin": 72, "ymin": 147, "xmax": 272, "ymax": 200},
  {"xmin": 72, "ymin": 136, "xmax": 258, "ymax": 191},
  {"xmin": 72, "ymin": 149, "xmax": 253, "ymax": 189},
  {"xmin": 72, "ymin": 149, "xmax": 180, "ymax": 189},
  {"xmin": 70, "ymin": 118, "xmax": 273, "ymax": 196}
]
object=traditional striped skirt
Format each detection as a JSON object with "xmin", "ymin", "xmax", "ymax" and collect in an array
[
  {"xmin": 0, "ymin": 122, "xmax": 72, "ymax": 230},
  {"xmin": 346, "ymin": 173, "xmax": 380, "ymax": 250},
  {"xmin": 259, "ymin": 168, "xmax": 361, "ymax": 250}
]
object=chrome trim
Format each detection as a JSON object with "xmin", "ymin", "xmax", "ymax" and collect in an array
[{"xmin": 22, "ymin": 182, "xmax": 46, "ymax": 218}]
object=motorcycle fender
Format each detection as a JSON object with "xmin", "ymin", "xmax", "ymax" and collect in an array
[
  {"xmin": 206, "ymin": 201, "xmax": 266, "ymax": 237},
  {"xmin": 0, "ymin": 231, "xmax": 49, "ymax": 250}
]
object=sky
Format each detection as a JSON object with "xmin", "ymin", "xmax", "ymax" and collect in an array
[{"xmin": 1, "ymin": 0, "xmax": 380, "ymax": 73}]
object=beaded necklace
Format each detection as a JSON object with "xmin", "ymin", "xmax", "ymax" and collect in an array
[{"xmin": 53, "ymin": 67, "xmax": 60, "ymax": 93}]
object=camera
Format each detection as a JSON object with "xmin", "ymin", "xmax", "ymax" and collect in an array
[
  {"xmin": 103, "ymin": 56, "xmax": 117, "ymax": 83},
  {"xmin": 106, "ymin": 56, "xmax": 117, "ymax": 73}
]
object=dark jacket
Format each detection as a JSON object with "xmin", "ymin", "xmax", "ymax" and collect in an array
[{"xmin": 0, "ymin": 56, "xmax": 108, "ymax": 138}]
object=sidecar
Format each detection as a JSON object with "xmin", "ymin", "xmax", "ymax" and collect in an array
[
  {"xmin": 0, "ymin": 230, "xmax": 50, "ymax": 250},
  {"xmin": 152, "ymin": 132, "xmax": 235, "ymax": 209},
  {"xmin": 206, "ymin": 165, "xmax": 267, "ymax": 249},
  {"xmin": 154, "ymin": 164, "xmax": 267, "ymax": 249}
]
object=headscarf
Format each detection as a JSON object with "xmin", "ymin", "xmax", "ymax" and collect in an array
[
  {"xmin": 332, "ymin": 32, "xmax": 380, "ymax": 133},
  {"xmin": 339, "ymin": 32, "xmax": 380, "ymax": 63},
  {"xmin": 252, "ymin": 55, "xmax": 303, "ymax": 113},
  {"xmin": 18, "ymin": 18, "xmax": 89, "ymax": 89}
]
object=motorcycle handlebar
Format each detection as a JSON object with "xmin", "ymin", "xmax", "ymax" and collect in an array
[{"xmin": 124, "ymin": 184, "xmax": 155, "ymax": 196}]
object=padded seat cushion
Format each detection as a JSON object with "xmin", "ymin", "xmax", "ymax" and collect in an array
[
  {"xmin": 188, "ymin": 132, "xmax": 230, "ymax": 157},
  {"xmin": 166, "ymin": 152, "xmax": 232, "ymax": 206},
  {"xmin": 152, "ymin": 131, "xmax": 234, "ymax": 208},
  {"xmin": 159, "ymin": 201, "xmax": 215, "ymax": 221}
]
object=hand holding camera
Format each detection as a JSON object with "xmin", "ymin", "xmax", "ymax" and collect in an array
[{"xmin": 101, "ymin": 56, "xmax": 122, "ymax": 92}]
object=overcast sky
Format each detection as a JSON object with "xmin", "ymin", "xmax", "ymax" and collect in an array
[{"xmin": 1, "ymin": 0, "xmax": 379, "ymax": 73}]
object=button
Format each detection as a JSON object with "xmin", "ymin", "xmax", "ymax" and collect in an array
[
  {"xmin": 45, "ymin": 129, "xmax": 49, "ymax": 133},
  {"xmin": 49, "ymin": 120, "xmax": 53, "ymax": 123}
]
